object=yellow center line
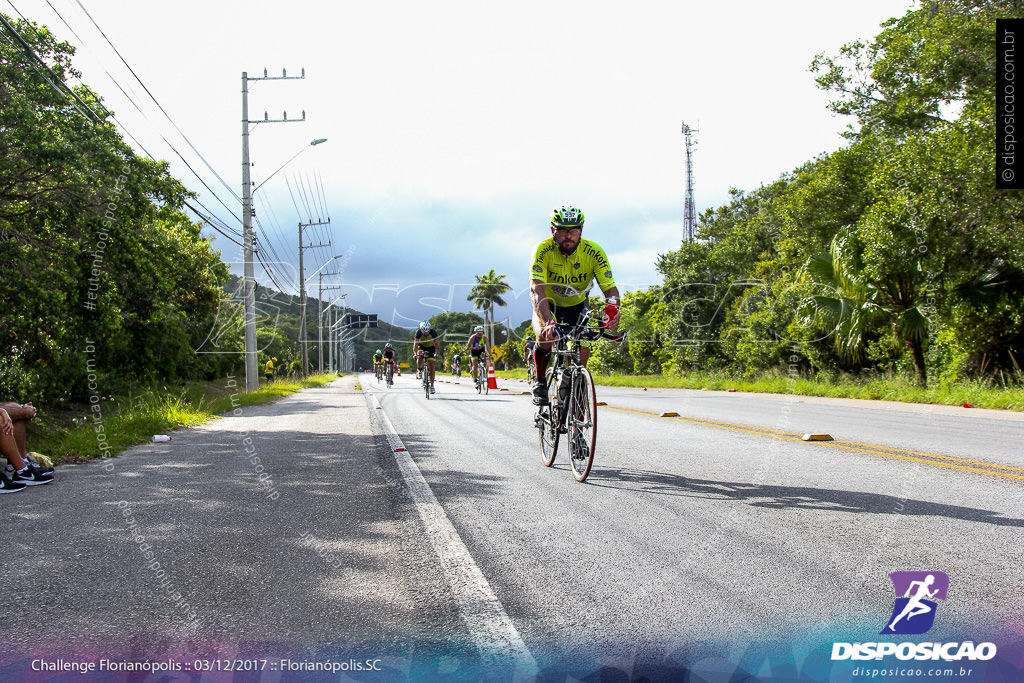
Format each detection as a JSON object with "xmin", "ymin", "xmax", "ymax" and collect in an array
[
  {"xmin": 817, "ymin": 442, "xmax": 1024, "ymax": 482},
  {"xmin": 834, "ymin": 440, "xmax": 1024, "ymax": 474},
  {"xmin": 598, "ymin": 403, "xmax": 1023, "ymax": 483}
]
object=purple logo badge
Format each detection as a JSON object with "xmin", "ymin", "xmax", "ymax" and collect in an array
[{"xmin": 881, "ymin": 571, "xmax": 949, "ymax": 635}]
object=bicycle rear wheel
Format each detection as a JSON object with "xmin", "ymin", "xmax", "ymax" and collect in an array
[
  {"xmin": 538, "ymin": 368, "xmax": 559, "ymax": 467},
  {"xmin": 567, "ymin": 367, "xmax": 597, "ymax": 482}
]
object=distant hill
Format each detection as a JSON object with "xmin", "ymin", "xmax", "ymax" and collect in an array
[{"xmin": 224, "ymin": 274, "xmax": 414, "ymax": 370}]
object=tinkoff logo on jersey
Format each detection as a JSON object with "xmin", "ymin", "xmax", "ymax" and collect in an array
[
  {"xmin": 831, "ymin": 571, "xmax": 997, "ymax": 662},
  {"xmin": 882, "ymin": 571, "xmax": 947, "ymax": 635}
]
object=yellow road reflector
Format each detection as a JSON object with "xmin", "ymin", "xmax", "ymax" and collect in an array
[
  {"xmin": 596, "ymin": 401, "xmax": 607, "ymax": 406},
  {"xmin": 521, "ymin": 391, "xmax": 532, "ymax": 395},
  {"xmin": 802, "ymin": 433, "xmax": 834, "ymax": 441},
  {"xmin": 659, "ymin": 412, "xmax": 680, "ymax": 417}
]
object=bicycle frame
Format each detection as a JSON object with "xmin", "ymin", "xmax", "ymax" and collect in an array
[{"xmin": 536, "ymin": 306, "xmax": 623, "ymax": 482}]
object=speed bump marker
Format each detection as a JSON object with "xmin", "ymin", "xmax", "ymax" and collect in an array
[
  {"xmin": 802, "ymin": 433, "xmax": 834, "ymax": 441},
  {"xmin": 660, "ymin": 411, "xmax": 680, "ymax": 418}
]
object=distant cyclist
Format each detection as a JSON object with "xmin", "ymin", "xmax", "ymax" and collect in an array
[
  {"xmin": 413, "ymin": 321, "xmax": 440, "ymax": 394},
  {"xmin": 529, "ymin": 205, "xmax": 620, "ymax": 405},
  {"xmin": 466, "ymin": 325, "xmax": 488, "ymax": 382},
  {"xmin": 382, "ymin": 343, "xmax": 398, "ymax": 378},
  {"xmin": 372, "ymin": 348, "xmax": 384, "ymax": 378},
  {"xmin": 523, "ymin": 336, "xmax": 537, "ymax": 381},
  {"xmin": 451, "ymin": 352, "xmax": 462, "ymax": 377}
]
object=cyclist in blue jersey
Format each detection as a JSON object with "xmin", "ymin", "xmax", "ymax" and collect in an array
[{"xmin": 466, "ymin": 325, "xmax": 488, "ymax": 382}]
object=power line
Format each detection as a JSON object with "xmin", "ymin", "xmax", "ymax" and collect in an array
[
  {"xmin": 0, "ymin": 10, "xmax": 101, "ymax": 122},
  {"xmin": 3, "ymin": 5, "xmax": 251, "ymax": 261},
  {"xmin": 69, "ymin": 0, "xmax": 242, "ymax": 204},
  {"xmin": 23, "ymin": 1, "xmax": 245, "ymax": 234},
  {"xmin": 182, "ymin": 199, "xmax": 242, "ymax": 247}
]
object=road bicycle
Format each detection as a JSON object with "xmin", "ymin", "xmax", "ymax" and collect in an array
[
  {"xmin": 474, "ymin": 353, "xmax": 489, "ymax": 395},
  {"xmin": 452, "ymin": 359, "xmax": 461, "ymax": 378},
  {"xmin": 385, "ymin": 361, "xmax": 394, "ymax": 388},
  {"xmin": 534, "ymin": 307, "xmax": 623, "ymax": 482},
  {"xmin": 526, "ymin": 350, "xmax": 537, "ymax": 384},
  {"xmin": 375, "ymin": 363, "xmax": 382, "ymax": 383},
  {"xmin": 419, "ymin": 352, "xmax": 434, "ymax": 399}
]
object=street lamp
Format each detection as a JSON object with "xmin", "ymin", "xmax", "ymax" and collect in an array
[
  {"xmin": 308, "ymin": 255, "xmax": 346, "ymax": 373},
  {"xmin": 241, "ymin": 132, "xmax": 327, "ymax": 392},
  {"xmin": 325, "ymin": 295, "xmax": 347, "ymax": 372},
  {"xmin": 254, "ymin": 138, "xmax": 328, "ymax": 194}
]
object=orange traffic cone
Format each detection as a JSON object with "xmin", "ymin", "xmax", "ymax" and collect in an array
[{"xmin": 487, "ymin": 361, "xmax": 498, "ymax": 390}]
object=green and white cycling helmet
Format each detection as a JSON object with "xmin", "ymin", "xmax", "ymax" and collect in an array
[
  {"xmin": 551, "ymin": 205, "xmax": 584, "ymax": 228},
  {"xmin": 376, "ymin": 348, "xmax": 382, "ymax": 354}
]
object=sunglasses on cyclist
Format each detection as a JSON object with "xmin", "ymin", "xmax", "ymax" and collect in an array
[{"xmin": 553, "ymin": 226, "xmax": 582, "ymax": 235}]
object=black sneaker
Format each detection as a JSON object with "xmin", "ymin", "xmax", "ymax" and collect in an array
[
  {"xmin": 532, "ymin": 383, "xmax": 549, "ymax": 406},
  {"xmin": 10, "ymin": 464, "xmax": 54, "ymax": 486},
  {"xmin": 7, "ymin": 460, "xmax": 54, "ymax": 476},
  {"xmin": 0, "ymin": 472, "xmax": 26, "ymax": 493}
]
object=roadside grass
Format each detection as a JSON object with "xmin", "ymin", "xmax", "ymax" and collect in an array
[
  {"xmin": 494, "ymin": 368, "xmax": 1024, "ymax": 411},
  {"xmin": 29, "ymin": 374, "xmax": 341, "ymax": 464}
]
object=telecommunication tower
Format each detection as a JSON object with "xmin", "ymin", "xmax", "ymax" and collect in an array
[{"xmin": 682, "ymin": 121, "xmax": 698, "ymax": 242}]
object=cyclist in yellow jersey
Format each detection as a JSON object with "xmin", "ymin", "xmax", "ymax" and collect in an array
[
  {"xmin": 529, "ymin": 205, "xmax": 620, "ymax": 405},
  {"xmin": 413, "ymin": 320, "xmax": 441, "ymax": 394}
]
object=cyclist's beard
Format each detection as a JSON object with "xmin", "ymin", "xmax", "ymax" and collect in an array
[{"xmin": 558, "ymin": 238, "xmax": 579, "ymax": 255}]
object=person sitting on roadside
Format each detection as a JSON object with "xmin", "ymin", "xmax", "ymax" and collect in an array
[{"xmin": 0, "ymin": 404, "xmax": 54, "ymax": 490}]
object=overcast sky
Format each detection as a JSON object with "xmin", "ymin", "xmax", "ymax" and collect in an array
[{"xmin": 12, "ymin": 0, "xmax": 914, "ymax": 329}]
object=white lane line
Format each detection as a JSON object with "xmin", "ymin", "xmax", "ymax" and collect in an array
[{"xmin": 366, "ymin": 390, "xmax": 537, "ymax": 675}]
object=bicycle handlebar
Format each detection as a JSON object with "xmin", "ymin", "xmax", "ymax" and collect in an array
[{"xmin": 550, "ymin": 322, "xmax": 626, "ymax": 343}]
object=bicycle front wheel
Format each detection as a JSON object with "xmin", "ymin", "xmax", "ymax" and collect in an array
[
  {"xmin": 483, "ymin": 357, "xmax": 489, "ymax": 395},
  {"xmin": 567, "ymin": 367, "xmax": 597, "ymax": 482},
  {"xmin": 538, "ymin": 368, "xmax": 559, "ymax": 467},
  {"xmin": 475, "ymin": 363, "xmax": 483, "ymax": 394}
]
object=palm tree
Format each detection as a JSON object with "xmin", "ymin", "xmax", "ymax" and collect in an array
[
  {"xmin": 467, "ymin": 269, "xmax": 512, "ymax": 354},
  {"xmin": 805, "ymin": 232, "xmax": 930, "ymax": 387}
]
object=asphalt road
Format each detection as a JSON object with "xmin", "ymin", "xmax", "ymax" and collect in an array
[
  {"xmin": 0, "ymin": 377, "xmax": 478, "ymax": 676},
  {"xmin": 369, "ymin": 371, "xmax": 1024, "ymax": 678},
  {"xmin": 3, "ymin": 373, "xmax": 1021, "ymax": 681}
]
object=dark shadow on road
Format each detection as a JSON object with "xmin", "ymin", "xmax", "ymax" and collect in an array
[
  {"xmin": 0, "ymin": 423, "xmax": 475, "ymax": 660},
  {"xmin": 584, "ymin": 466, "xmax": 1024, "ymax": 528}
]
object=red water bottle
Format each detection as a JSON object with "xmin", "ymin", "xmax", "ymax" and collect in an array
[{"xmin": 602, "ymin": 303, "xmax": 618, "ymax": 329}]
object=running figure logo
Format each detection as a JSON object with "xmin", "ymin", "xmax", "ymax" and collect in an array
[{"xmin": 881, "ymin": 571, "xmax": 949, "ymax": 635}]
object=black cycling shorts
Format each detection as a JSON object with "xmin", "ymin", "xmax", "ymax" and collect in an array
[
  {"xmin": 552, "ymin": 300, "xmax": 586, "ymax": 328},
  {"xmin": 469, "ymin": 348, "xmax": 484, "ymax": 358},
  {"xmin": 418, "ymin": 347, "xmax": 437, "ymax": 359}
]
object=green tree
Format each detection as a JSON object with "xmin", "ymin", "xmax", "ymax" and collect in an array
[
  {"xmin": 466, "ymin": 269, "xmax": 511, "ymax": 352},
  {"xmin": 805, "ymin": 230, "xmax": 931, "ymax": 385},
  {"xmin": 0, "ymin": 15, "xmax": 232, "ymax": 402}
]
